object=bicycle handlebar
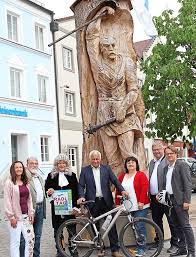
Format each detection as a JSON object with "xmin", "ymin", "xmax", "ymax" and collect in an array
[
  {"xmin": 80, "ymin": 200, "xmax": 95, "ymax": 206},
  {"xmin": 117, "ymin": 195, "xmax": 129, "ymax": 200}
]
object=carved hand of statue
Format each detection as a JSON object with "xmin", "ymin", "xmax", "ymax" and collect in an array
[
  {"xmin": 116, "ymin": 108, "xmax": 126, "ymax": 123},
  {"xmin": 101, "ymin": 6, "xmax": 115, "ymax": 17}
]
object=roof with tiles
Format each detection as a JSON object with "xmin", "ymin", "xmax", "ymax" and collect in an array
[{"xmin": 133, "ymin": 37, "xmax": 156, "ymax": 60}]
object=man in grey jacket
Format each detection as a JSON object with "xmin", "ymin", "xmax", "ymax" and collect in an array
[
  {"xmin": 161, "ymin": 145, "xmax": 195, "ymax": 257},
  {"xmin": 149, "ymin": 142, "xmax": 179, "ymax": 253},
  {"xmin": 20, "ymin": 157, "xmax": 46, "ymax": 257}
]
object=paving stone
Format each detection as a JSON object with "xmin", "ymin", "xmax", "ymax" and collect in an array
[{"xmin": 1, "ymin": 197, "xmax": 196, "ymax": 257}]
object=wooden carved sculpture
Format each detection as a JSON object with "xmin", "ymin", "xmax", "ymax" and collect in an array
[{"xmin": 71, "ymin": 0, "xmax": 146, "ymax": 174}]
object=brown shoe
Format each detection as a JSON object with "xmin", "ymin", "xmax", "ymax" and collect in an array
[
  {"xmin": 111, "ymin": 251, "xmax": 123, "ymax": 257},
  {"xmin": 98, "ymin": 250, "xmax": 105, "ymax": 257}
]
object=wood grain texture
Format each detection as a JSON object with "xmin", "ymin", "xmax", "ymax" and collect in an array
[{"xmin": 72, "ymin": 0, "xmax": 147, "ymax": 174}]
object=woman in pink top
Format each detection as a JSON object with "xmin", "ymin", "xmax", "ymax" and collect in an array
[{"xmin": 4, "ymin": 161, "xmax": 35, "ymax": 257}]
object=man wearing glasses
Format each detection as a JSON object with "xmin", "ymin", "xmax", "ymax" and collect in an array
[
  {"xmin": 149, "ymin": 142, "xmax": 178, "ymax": 252},
  {"xmin": 20, "ymin": 157, "xmax": 46, "ymax": 257},
  {"xmin": 161, "ymin": 145, "xmax": 195, "ymax": 257}
]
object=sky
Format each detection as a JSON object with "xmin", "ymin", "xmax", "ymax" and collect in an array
[{"xmin": 40, "ymin": 0, "xmax": 180, "ymax": 41}]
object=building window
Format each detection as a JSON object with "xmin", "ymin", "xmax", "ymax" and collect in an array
[
  {"xmin": 40, "ymin": 136, "xmax": 49, "ymax": 162},
  {"xmin": 176, "ymin": 147, "xmax": 181, "ymax": 157},
  {"xmin": 143, "ymin": 118, "xmax": 147, "ymax": 128},
  {"xmin": 35, "ymin": 24, "xmax": 44, "ymax": 51},
  {"xmin": 10, "ymin": 67, "xmax": 22, "ymax": 98},
  {"xmin": 38, "ymin": 75, "xmax": 47, "ymax": 102},
  {"xmin": 7, "ymin": 12, "xmax": 18, "ymax": 42},
  {"xmin": 65, "ymin": 91, "xmax": 75, "ymax": 115},
  {"xmin": 137, "ymin": 79, "xmax": 143, "ymax": 88},
  {"xmin": 11, "ymin": 135, "xmax": 18, "ymax": 162},
  {"xmin": 68, "ymin": 147, "xmax": 78, "ymax": 168},
  {"xmin": 63, "ymin": 47, "xmax": 73, "ymax": 70},
  {"xmin": 145, "ymin": 148, "xmax": 149, "ymax": 163}
]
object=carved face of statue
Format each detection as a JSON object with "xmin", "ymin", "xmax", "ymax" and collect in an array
[{"xmin": 100, "ymin": 36, "xmax": 116, "ymax": 61}]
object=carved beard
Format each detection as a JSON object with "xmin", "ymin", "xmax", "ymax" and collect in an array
[{"xmin": 105, "ymin": 52, "xmax": 117, "ymax": 61}]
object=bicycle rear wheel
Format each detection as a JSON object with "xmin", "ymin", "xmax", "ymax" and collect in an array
[
  {"xmin": 56, "ymin": 218, "xmax": 95, "ymax": 257},
  {"xmin": 119, "ymin": 217, "xmax": 163, "ymax": 257}
]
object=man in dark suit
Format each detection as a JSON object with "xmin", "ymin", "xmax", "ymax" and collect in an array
[
  {"xmin": 161, "ymin": 145, "xmax": 195, "ymax": 257},
  {"xmin": 78, "ymin": 150, "xmax": 127, "ymax": 257},
  {"xmin": 149, "ymin": 142, "xmax": 179, "ymax": 253}
]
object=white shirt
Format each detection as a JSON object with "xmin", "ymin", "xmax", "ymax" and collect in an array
[
  {"xmin": 122, "ymin": 175, "xmax": 138, "ymax": 211},
  {"xmin": 166, "ymin": 163, "xmax": 175, "ymax": 195},
  {"xmin": 58, "ymin": 172, "xmax": 69, "ymax": 187},
  {"xmin": 32, "ymin": 176, "xmax": 44, "ymax": 203},
  {"xmin": 122, "ymin": 174, "xmax": 150, "ymax": 212},
  {"xmin": 150, "ymin": 157, "xmax": 163, "ymax": 195},
  {"xmin": 92, "ymin": 166, "xmax": 103, "ymax": 197}
]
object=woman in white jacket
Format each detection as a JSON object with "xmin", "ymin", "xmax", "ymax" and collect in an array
[{"xmin": 4, "ymin": 161, "xmax": 35, "ymax": 257}]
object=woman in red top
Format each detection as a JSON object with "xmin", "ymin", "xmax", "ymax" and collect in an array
[{"xmin": 116, "ymin": 156, "xmax": 150, "ymax": 257}]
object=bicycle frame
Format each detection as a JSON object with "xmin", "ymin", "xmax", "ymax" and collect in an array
[
  {"xmin": 58, "ymin": 199, "xmax": 163, "ymax": 257},
  {"xmin": 73, "ymin": 202, "xmax": 133, "ymax": 246},
  {"xmin": 94, "ymin": 204, "xmax": 126, "ymax": 240}
]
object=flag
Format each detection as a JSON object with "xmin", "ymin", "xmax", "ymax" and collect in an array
[
  {"xmin": 132, "ymin": 0, "xmax": 157, "ymax": 37},
  {"xmin": 144, "ymin": 0, "xmax": 149, "ymax": 10}
]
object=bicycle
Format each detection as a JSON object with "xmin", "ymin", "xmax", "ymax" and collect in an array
[{"xmin": 56, "ymin": 197, "xmax": 163, "ymax": 257}]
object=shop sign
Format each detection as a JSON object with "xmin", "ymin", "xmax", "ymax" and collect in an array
[{"xmin": 0, "ymin": 106, "xmax": 28, "ymax": 117}]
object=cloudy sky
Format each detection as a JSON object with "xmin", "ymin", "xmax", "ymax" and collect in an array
[
  {"xmin": 40, "ymin": 0, "xmax": 180, "ymax": 41},
  {"xmin": 40, "ymin": 0, "xmax": 179, "ymax": 17},
  {"xmin": 40, "ymin": 0, "xmax": 73, "ymax": 17}
]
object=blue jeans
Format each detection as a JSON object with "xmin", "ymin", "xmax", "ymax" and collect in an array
[
  {"xmin": 20, "ymin": 203, "xmax": 44, "ymax": 257},
  {"xmin": 131, "ymin": 208, "xmax": 149, "ymax": 250}
]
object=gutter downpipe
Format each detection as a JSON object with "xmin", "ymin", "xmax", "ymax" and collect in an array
[{"xmin": 51, "ymin": 13, "xmax": 61, "ymax": 153}]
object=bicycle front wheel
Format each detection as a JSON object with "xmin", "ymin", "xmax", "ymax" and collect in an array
[
  {"xmin": 56, "ymin": 218, "xmax": 95, "ymax": 257},
  {"xmin": 119, "ymin": 217, "xmax": 163, "ymax": 257}
]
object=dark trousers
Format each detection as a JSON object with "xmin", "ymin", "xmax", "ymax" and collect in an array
[
  {"xmin": 150, "ymin": 195, "xmax": 180, "ymax": 247},
  {"xmin": 53, "ymin": 214, "xmax": 75, "ymax": 255},
  {"xmin": 170, "ymin": 196, "xmax": 195, "ymax": 254},
  {"xmin": 90, "ymin": 197, "xmax": 119, "ymax": 253}
]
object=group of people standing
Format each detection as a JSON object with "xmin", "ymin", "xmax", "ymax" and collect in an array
[
  {"xmin": 149, "ymin": 143, "xmax": 195, "ymax": 257},
  {"xmin": 4, "ymin": 157, "xmax": 46, "ymax": 257},
  {"xmin": 3, "ymin": 142, "xmax": 195, "ymax": 257},
  {"xmin": 3, "ymin": 154, "xmax": 78, "ymax": 257}
]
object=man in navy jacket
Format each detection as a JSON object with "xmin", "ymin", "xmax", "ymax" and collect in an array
[{"xmin": 78, "ymin": 150, "xmax": 127, "ymax": 257}]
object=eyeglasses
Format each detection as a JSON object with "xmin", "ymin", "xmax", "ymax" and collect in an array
[
  {"xmin": 152, "ymin": 148, "xmax": 162, "ymax": 151},
  {"xmin": 29, "ymin": 162, "xmax": 38, "ymax": 165},
  {"xmin": 165, "ymin": 152, "xmax": 175, "ymax": 156}
]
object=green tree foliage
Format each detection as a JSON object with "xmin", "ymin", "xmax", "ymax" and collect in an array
[{"xmin": 142, "ymin": 0, "xmax": 196, "ymax": 142}]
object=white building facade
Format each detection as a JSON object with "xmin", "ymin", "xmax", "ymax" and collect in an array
[
  {"xmin": 53, "ymin": 16, "xmax": 83, "ymax": 177},
  {"xmin": 0, "ymin": 0, "xmax": 59, "ymax": 181}
]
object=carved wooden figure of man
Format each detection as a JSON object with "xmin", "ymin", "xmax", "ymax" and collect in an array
[{"xmin": 86, "ymin": 6, "xmax": 144, "ymax": 174}]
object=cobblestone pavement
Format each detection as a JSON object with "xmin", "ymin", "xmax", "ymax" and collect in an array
[{"xmin": 1, "ymin": 196, "xmax": 196, "ymax": 257}]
